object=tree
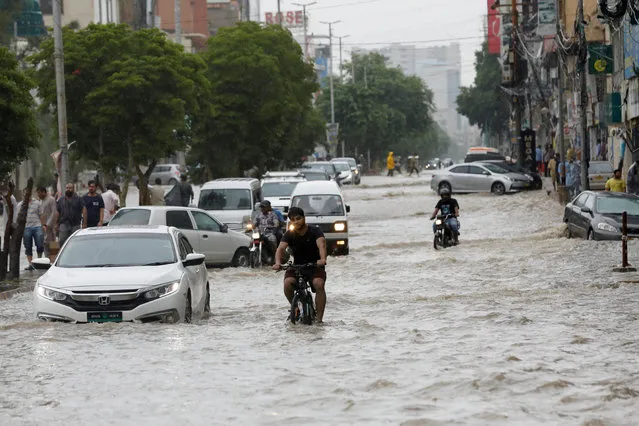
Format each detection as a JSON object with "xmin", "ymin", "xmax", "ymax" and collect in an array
[
  {"xmin": 316, "ymin": 52, "xmax": 435, "ymax": 164},
  {"xmin": 189, "ymin": 22, "xmax": 320, "ymax": 179},
  {"xmin": 456, "ymin": 42, "xmax": 509, "ymax": 140},
  {"xmin": 29, "ymin": 24, "xmax": 208, "ymax": 204},
  {"xmin": 0, "ymin": 0, "xmax": 22, "ymax": 47}
]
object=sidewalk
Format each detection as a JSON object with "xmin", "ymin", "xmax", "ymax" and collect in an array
[{"xmin": 0, "ymin": 211, "xmax": 38, "ymax": 300}]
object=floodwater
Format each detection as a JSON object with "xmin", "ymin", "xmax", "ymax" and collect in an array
[{"xmin": 1, "ymin": 174, "xmax": 638, "ymax": 425}]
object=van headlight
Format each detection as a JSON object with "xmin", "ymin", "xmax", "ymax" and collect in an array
[
  {"xmin": 143, "ymin": 282, "xmax": 180, "ymax": 300},
  {"xmin": 597, "ymin": 223, "xmax": 618, "ymax": 233},
  {"xmin": 37, "ymin": 285, "xmax": 68, "ymax": 301},
  {"xmin": 333, "ymin": 222, "xmax": 347, "ymax": 232}
]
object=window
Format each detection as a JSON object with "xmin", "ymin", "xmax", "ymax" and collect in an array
[
  {"xmin": 467, "ymin": 165, "xmax": 486, "ymax": 175},
  {"xmin": 450, "ymin": 165, "xmax": 468, "ymax": 174},
  {"xmin": 573, "ymin": 193, "xmax": 588, "ymax": 207},
  {"xmin": 191, "ymin": 211, "xmax": 221, "ymax": 232},
  {"xmin": 291, "ymin": 195, "xmax": 344, "ymax": 216},
  {"xmin": 109, "ymin": 209, "xmax": 151, "ymax": 225},
  {"xmin": 481, "ymin": 164, "xmax": 509, "ymax": 174},
  {"xmin": 178, "ymin": 236, "xmax": 194, "ymax": 260},
  {"xmin": 584, "ymin": 195, "xmax": 596, "ymax": 211},
  {"xmin": 166, "ymin": 210, "xmax": 194, "ymax": 229},
  {"xmin": 262, "ymin": 182, "xmax": 300, "ymax": 198},
  {"xmin": 199, "ymin": 189, "xmax": 252, "ymax": 210},
  {"xmin": 596, "ymin": 196, "xmax": 639, "ymax": 215}
]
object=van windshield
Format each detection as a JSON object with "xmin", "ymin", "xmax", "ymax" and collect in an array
[
  {"xmin": 199, "ymin": 189, "xmax": 252, "ymax": 210},
  {"xmin": 291, "ymin": 195, "xmax": 345, "ymax": 216},
  {"xmin": 262, "ymin": 182, "xmax": 300, "ymax": 198}
]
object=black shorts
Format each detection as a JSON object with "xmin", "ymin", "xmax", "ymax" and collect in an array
[{"xmin": 285, "ymin": 268, "xmax": 326, "ymax": 292}]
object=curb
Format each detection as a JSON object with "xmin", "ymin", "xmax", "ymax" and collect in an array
[{"xmin": 0, "ymin": 282, "xmax": 35, "ymax": 301}]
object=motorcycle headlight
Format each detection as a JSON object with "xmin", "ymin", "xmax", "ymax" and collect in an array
[
  {"xmin": 435, "ymin": 219, "xmax": 442, "ymax": 225},
  {"xmin": 143, "ymin": 282, "xmax": 180, "ymax": 300},
  {"xmin": 333, "ymin": 222, "xmax": 346, "ymax": 232},
  {"xmin": 597, "ymin": 223, "xmax": 618, "ymax": 233},
  {"xmin": 245, "ymin": 223, "xmax": 253, "ymax": 231},
  {"xmin": 37, "ymin": 285, "xmax": 68, "ymax": 301},
  {"xmin": 252, "ymin": 232, "xmax": 260, "ymax": 239}
]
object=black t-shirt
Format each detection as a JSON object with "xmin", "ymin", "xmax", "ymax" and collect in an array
[
  {"xmin": 282, "ymin": 225, "xmax": 324, "ymax": 265},
  {"xmin": 82, "ymin": 194, "xmax": 105, "ymax": 227},
  {"xmin": 436, "ymin": 198, "xmax": 459, "ymax": 217}
]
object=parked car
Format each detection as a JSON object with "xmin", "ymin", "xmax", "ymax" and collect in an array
[
  {"xmin": 430, "ymin": 163, "xmax": 518, "ymax": 195},
  {"xmin": 587, "ymin": 161, "xmax": 614, "ymax": 191},
  {"xmin": 298, "ymin": 169, "xmax": 331, "ymax": 182},
  {"xmin": 479, "ymin": 159, "xmax": 543, "ymax": 190},
  {"xmin": 331, "ymin": 157, "xmax": 361, "ymax": 184},
  {"xmin": 108, "ymin": 206, "xmax": 251, "ymax": 267},
  {"xmin": 564, "ymin": 190, "xmax": 639, "ymax": 240},
  {"xmin": 331, "ymin": 161, "xmax": 355, "ymax": 184},
  {"xmin": 198, "ymin": 178, "xmax": 261, "ymax": 232},
  {"xmin": 149, "ymin": 164, "xmax": 182, "ymax": 185},
  {"xmin": 464, "ymin": 147, "xmax": 506, "ymax": 163},
  {"xmin": 31, "ymin": 225, "xmax": 209, "ymax": 323}
]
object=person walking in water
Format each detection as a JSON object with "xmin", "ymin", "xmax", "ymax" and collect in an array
[{"xmin": 386, "ymin": 152, "xmax": 395, "ymax": 177}]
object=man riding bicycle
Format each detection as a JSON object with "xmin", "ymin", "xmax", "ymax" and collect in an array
[
  {"xmin": 273, "ymin": 207, "xmax": 328, "ymax": 322},
  {"xmin": 430, "ymin": 187, "xmax": 460, "ymax": 243},
  {"xmin": 253, "ymin": 200, "xmax": 280, "ymax": 262}
]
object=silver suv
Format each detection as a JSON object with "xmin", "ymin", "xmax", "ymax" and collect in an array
[{"xmin": 149, "ymin": 164, "xmax": 182, "ymax": 185}]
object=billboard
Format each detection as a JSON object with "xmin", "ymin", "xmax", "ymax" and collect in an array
[
  {"xmin": 624, "ymin": 15, "xmax": 639, "ymax": 79},
  {"xmin": 315, "ymin": 46, "xmax": 329, "ymax": 88},
  {"xmin": 537, "ymin": 0, "xmax": 557, "ymax": 37},
  {"xmin": 487, "ymin": 0, "xmax": 500, "ymax": 54},
  {"xmin": 264, "ymin": 11, "xmax": 304, "ymax": 28}
]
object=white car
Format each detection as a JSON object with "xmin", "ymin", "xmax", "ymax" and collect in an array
[
  {"xmin": 108, "ymin": 206, "xmax": 250, "ymax": 267},
  {"xmin": 261, "ymin": 171, "xmax": 307, "ymax": 214},
  {"xmin": 32, "ymin": 225, "xmax": 209, "ymax": 324}
]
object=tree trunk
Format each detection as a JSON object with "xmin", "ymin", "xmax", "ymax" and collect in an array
[
  {"xmin": 137, "ymin": 160, "xmax": 156, "ymax": 206},
  {"xmin": 0, "ymin": 182, "xmax": 16, "ymax": 281},
  {"xmin": 9, "ymin": 178, "xmax": 34, "ymax": 279}
]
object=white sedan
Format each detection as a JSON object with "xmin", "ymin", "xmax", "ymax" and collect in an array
[{"xmin": 32, "ymin": 225, "xmax": 209, "ymax": 324}]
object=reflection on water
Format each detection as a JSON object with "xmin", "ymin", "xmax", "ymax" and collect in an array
[{"xmin": 1, "ymin": 174, "xmax": 638, "ymax": 425}]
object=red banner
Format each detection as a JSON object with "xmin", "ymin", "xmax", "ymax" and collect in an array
[{"xmin": 487, "ymin": 0, "xmax": 501, "ymax": 54}]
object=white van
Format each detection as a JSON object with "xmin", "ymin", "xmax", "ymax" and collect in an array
[
  {"xmin": 198, "ymin": 178, "xmax": 261, "ymax": 232},
  {"xmin": 287, "ymin": 180, "xmax": 350, "ymax": 256}
]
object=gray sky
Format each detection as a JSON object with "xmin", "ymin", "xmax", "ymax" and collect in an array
[{"xmin": 257, "ymin": 0, "xmax": 486, "ymax": 86}]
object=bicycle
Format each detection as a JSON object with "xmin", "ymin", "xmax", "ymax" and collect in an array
[{"xmin": 277, "ymin": 262, "xmax": 321, "ymax": 325}]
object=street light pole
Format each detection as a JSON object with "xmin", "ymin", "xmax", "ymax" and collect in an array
[
  {"xmin": 338, "ymin": 35, "xmax": 350, "ymax": 80},
  {"xmin": 292, "ymin": 2, "xmax": 316, "ymax": 60},
  {"xmin": 577, "ymin": 0, "xmax": 589, "ymax": 190},
  {"xmin": 554, "ymin": 0, "xmax": 565, "ymax": 168},
  {"xmin": 53, "ymin": 0, "xmax": 70, "ymax": 187},
  {"xmin": 320, "ymin": 20, "xmax": 340, "ymax": 155}
]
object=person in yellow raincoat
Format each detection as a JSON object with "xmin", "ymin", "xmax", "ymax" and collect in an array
[{"xmin": 387, "ymin": 152, "xmax": 395, "ymax": 176}]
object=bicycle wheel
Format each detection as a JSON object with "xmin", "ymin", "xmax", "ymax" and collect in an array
[
  {"xmin": 302, "ymin": 294, "xmax": 315, "ymax": 325},
  {"xmin": 290, "ymin": 294, "xmax": 301, "ymax": 324}
]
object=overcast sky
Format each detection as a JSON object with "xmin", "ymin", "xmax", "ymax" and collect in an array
[{"xmin": 257, "ymin": 0, "xmax": 486, "ymax": 86}]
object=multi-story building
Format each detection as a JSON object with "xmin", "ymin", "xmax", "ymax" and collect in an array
[{"xmin": 41, "ymin": 0, "xmax": 117, "ymax": 28}]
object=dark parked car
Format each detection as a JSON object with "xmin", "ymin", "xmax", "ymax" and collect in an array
[
  {"xmin": 480, "ymin": 159, "xmax": 543, "ymax": 190},
  {"xmin": 464, "ymin": 152, "xmax": 506, "ymax": 163},
  {"xmin": 564, "ymin": 191, "xmax": 639, "ymax": 240}
]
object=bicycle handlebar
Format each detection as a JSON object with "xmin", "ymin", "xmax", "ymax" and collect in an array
[{"xmin": 275, "ymin": 262, "xmax": 324, "ymax": 272}]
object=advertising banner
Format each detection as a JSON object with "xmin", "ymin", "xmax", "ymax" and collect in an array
[
  {"xmin": 588, "ymin": 43, "xmax": 613, "ymax": 75},
  {"xmin": 264, "ymin": 11, "xmax": 304, "ymax": 28},
  {"xmin": 537, "ymin": 0, "xmax": 557, "ymax": 37},
  {"xmin": 487, "ymin": 0, "xmax": 501, "ymax": 54}
]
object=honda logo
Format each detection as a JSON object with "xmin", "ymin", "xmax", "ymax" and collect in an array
[{"xmin": 98, "ymin": 295, "xmax": 111, "ymax": 306}]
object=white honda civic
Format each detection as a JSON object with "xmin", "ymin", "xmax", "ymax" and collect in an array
[{"xmin": 32, "ymin": 225, "xmax": 210, "ymax": 323}]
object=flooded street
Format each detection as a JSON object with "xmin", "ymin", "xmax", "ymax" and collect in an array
[{"xmin": 1, "ymin": 174, "xmax": 638, "ymax": 425}]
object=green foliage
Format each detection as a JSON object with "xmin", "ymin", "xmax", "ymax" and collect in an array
[
  {"xmin": 0, "ymin": 46, "xmax": 39, "ymax": 181},
  {"xmin": 316, "ymin": 52, "xmax": 436, "ymax": 163},
  {"xmin": 0, "ymin": 0, "xmax": 22, "ymax": 47},
  {"xmin": 189, "ymin": 22, "xmax": 321, "ymax": 179},
  {"xmin": 29, "ymin": 24, "xmax": 208, "ymax": 202},
  {"xmin": 456, "ymin": 42, "xmax": 509, "ymax": 137}
]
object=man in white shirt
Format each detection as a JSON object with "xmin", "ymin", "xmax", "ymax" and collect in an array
[{"xmin": 101, "ymin": 183, "xmax": 120, "ymax": 225}]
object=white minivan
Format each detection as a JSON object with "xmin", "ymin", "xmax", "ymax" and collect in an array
[
  {"xmin": 287, "ymin": 180, "xmax": 350, "ymax": 256},
  {"xmin": 198, "ymin": 178, "xmax": 261, "ymax": 232}
]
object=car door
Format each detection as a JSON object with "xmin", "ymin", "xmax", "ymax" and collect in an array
[
  {"xmin": 191, "ymin": 210, "xmax": 231, "ymax": 263},
  {"xmin": 466, "ymin": 165, "xmax": 492, "ymax": 191},
  {"xmin": 567, "ymin": 193, "xmax": 588, "ymax": 237},
  {"xmin": 166, "ymin": 210, "xmax": 201, "ymax": 254},
  {"xmin": 447, "ymin": 165, "xmax": 469, "ymax": 191},
  {"xmin": 177, "ymin": 234, "xmax": 204, "ymax": 314},
  {"xmin": 578, "ymin": 194, "xmax": 596, "ymax": 237}
]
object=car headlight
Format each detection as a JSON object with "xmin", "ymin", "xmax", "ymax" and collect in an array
[
  {"xmin": 333, "ymin": 222, "xmax": 347, "ymax": 232},
  {"xmin": 252, "ymin": 232, "xmax": 260, "ymax": 239},
  {"xmin": 435, "ymin": 219, "xmax": 442, "ymax": 225},
  {"xmin": 597, "ymin": 223, "xmax": 618, "ymax": 233},
  {"xmin": 289, "ymin": 224, "xmax": 295, "ymax": 231},
  {"xmin": 143, "ymin": 282, "xmax": 180, "ymax": 300},
  {"xmin": 37, "ymin": 285, "xmax": 68, "ymax": 301},
  {"xmin": 245, "ymin": 223, "xmax": 253, "ymax": 231}
]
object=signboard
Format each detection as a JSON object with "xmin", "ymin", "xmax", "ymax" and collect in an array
[
  {"xmin": 487, "ymin": 0, "xmax": 500, "ymax": 55},
  {"xmin": 520, "ymin": 128, "xmax": 537, "ymax": 172},
  {"xmin": 315, "ymin": 46, "xmax": 329, "ymax": 88},
  {"xmin": 326, "ymin": 123, "xmax": 339, "ymax": 144},
  {"xmin": 588, "ymin": 43, "xmax": 613, "ymax": 75},
  {"xmin": 264, "ymin": 11, "xmax": 304, "ymax": 28},
  {"xmin": 623, "ymin": 15, "xmax": 639, "ymax": 79},
  {"xmin": 537, "ymin": 0, "xmax": 557, "ymax": 37}
]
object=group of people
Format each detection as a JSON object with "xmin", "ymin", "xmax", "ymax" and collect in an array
[{"xmin": 386, "ymin": 152, "xmax": 420, "ymax": 176}]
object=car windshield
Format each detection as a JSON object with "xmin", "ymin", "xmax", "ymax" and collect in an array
[
  {"xmin": 262, "ymin": 182, "xmax": 299, "ymax": 198},
  {"xmin": 596, "ymin": 197, "xmax": 639, "ymax": 215},
  {"xmin": 56, "ymin": 234, "xmax": 176, "ymax": 268},
  {"xmin": 332, "ymin": 163, "xmax": 350, "ymax": 172},
  {"xmin": 303, "ymin": 163, "xmax": 334, "ymax": 174},
  {"xmin": 291, "ymin": 195, "xmax": 345, "ymax": 216},
  {"xmin": 109, "ymin": 209, "xmax": 151, "ymax": 225},
  {"xmin": 589, "ymin": 162, "xmax": 613, "ymax": 174},
  {"xmin": 302, "ymin": 172, "xmax": 329, "ymax": 181},
  {"xmin": 482, "ymin": 164, "xmax": 509, "ymax": 174},
  {"xmin": 199, "ymin": 189, "xmax": 251, "ymax": 210}
]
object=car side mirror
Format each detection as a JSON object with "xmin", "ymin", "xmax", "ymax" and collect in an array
[
  {"xmin": 32, "ymin": 258, "xmax": 51, "ymax": 270},
  {"xmin": 482, "ymin": 171, "xmax": 491, "ymax": 176},
  {"xmin": 346, "ymin": 205, "xmax": 351, "ymax": 213},
  {"xmin": 581, "ymin": 206, "xmax": 593, "ymax": 215},
  {"xmin": 183, "ymin": 253, "xmax": 205, "ymax": 267},
  {"xmin": 221, "ymin": 224, "xmax": 228, "ymax": 233},
  {"xmin": 254, "ymin": 202, "xmax": 261, "ymax": 211}
]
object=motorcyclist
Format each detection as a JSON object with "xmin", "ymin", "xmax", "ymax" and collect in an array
[
  {"xmin": 429, "ymin": 187, "xmax": 460, "ymax": 243},
  {"xmin": 252, "ymin": 200, "xmax": 280, "ymax": 263}
]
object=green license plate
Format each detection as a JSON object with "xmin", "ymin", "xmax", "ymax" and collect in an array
[{"xmin": 87, "ymin": 312, "xmax": 123, "ymax": 323}]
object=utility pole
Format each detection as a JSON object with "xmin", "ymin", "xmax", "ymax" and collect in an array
[
  {"xmin": 53, "ymin": 0, "xmax": 70, "ymax": 187},
  {"xmin": 577, "ymin": 0, "xmax": 589, "ymax": 190},
  {"xmin": 175, "ymin": 0, "xmax": 181, "ymax": 47},
  {"xmin": 511, "ymin": 0, "xmax": 523, "ymax": 166},
  {"xmin": 277, "ymin": 0, "xmax": 281, "ymax": 24},
  {"xmin": 338, "ymin": 35, "xmax": 350, "ymax": 80},
  {"xmin": 320, "ymin": 20, "xmax": 340, "ymax": 155},
  {"xmin": 554, "ymin": 0, "xmax": 565, "ymax": 167},
  {"xmin": 292, "ymin": 2, "xmax": 316, "ymax": 59}
]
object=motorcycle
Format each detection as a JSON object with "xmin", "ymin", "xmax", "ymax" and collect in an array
[
  {"xmin": 433, "ymin": 214, "xmax": 457, "ymax": 250},
  {"xmin": 248, "ymin": 228, "xmax": 288, "ymax": 268}
]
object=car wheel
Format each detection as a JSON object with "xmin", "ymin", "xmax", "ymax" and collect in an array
[
  {"xmin": 438, "ymin": 182, "xmax": 451, "ymax": 193},
  {"xmin": 491, "ymin": 182, "xmax": 506, "ymax": 195},
  {"xmin": 232, "ymin": 248, "xmax": 250, "ymax": 267},
  {"xmin": 184, "ymin": 291, "xmax": 192, "ymax": 323},
  {"xmin": 565, "ymin": 222, "xmax": 573, "ymax": 238},
  {"xmin": 587, "ymin": 229, "xmax": 595, "ymax": 240},
  {"xmin": 204, "ymin": 284, "xmax": 211, "ymax": 314},
  {"xmin": 168, "ymin": 178, "xmax": 177, "ymax": 185}
]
